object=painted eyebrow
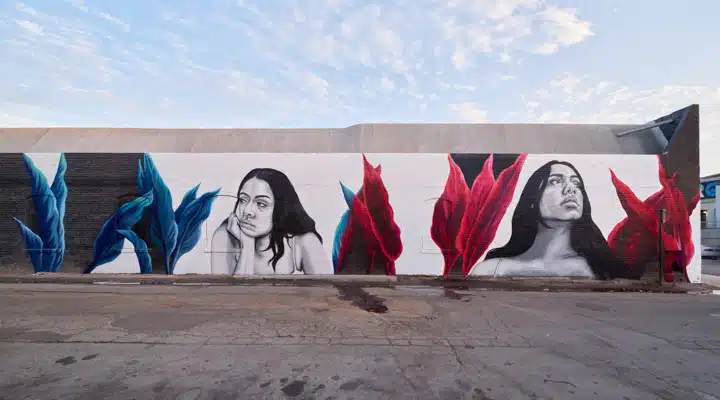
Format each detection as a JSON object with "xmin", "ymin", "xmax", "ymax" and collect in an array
[
  {"xmin": 548, "ymin": 173, "xmax": 581, "ymax": 180},
  {"xmin": 239, "ymin": 192, "xmax": 272, "ymax": 201}
]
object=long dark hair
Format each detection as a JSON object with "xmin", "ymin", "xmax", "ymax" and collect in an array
[
  {"xmin": 484, "ymin": 161, "xmax": 627, "ymax": 280},
  {"xmin": 235, "ymin": 168, "xmax": 322, "ymax": 270}
]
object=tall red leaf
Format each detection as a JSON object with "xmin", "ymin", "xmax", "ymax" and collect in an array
[
  {"xmin": 658, "ymin": 163, "xmax": 694, "ymax": 279},
  {"xmin": 361, "ymin": 154, "xmax": 403, "ymax": 262},
  {"xmin": 431, "ymin": 154, "xmax": 470, "ymax": 275},
  {"xmin": 350, "ymin": 195, "xmax": 380, "ymax": 256},
  {"xmin": 688, "ymin": 190, "xmax": 700, "ymax": 216},
  {"xmin": 456, "ymin": 155, "xmax": 495, "ymax": 254},
  {"xmin": 609, "ymin": 169, "xmax": 679, "ymax": 265},
  {"xmin": 461, "ymin": 154, "xmax": 528, "ymax": 274},
  {"xmin": 336, "ymin": 164, "xmax": 382, "ymax": 274}
]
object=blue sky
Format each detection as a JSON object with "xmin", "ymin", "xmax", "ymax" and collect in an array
[{"xmin": 1, "ymin": 0, "xmax": 719, "ymax": 173}]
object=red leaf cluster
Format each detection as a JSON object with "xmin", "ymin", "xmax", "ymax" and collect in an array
[
  {"xmin": 337, "ymin": 155, "xmax": 402, "ymax": 275},
  {"xmin": 608, "ymin": 156, "xmax": 700, "ymax": 282},
  {"xmin": 431, "ymin": 154, "xmax": 528, "ymax": 276}
]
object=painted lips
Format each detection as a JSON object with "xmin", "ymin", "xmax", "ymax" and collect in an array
[
  {"xmin": 562, "ymin": 198, "xmax": 579, "ymax": 207},
  {"xmin": 239, "ymin": 220, "xmax": 256, "ymax": 229}
]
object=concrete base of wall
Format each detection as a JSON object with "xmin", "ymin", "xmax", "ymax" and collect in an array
[{"xmin": 0, "ymin": 273, "xmax": 714, "ymax": 294}]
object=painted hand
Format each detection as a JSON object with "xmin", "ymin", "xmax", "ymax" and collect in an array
[{"xmin": 226, "ymin": 212, "xmax": 243, "ymax": 242}]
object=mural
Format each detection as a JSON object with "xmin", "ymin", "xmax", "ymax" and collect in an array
[
  {"xmin": 210, "ymin": 168, "xmax": 332, "ymax": 275},
  {"xmin": 608, "ymin": 160, "xmax": 700, "ymax": 283},
  {"xmin": 14, "ymin": 153, "xmax": 68, "ymax": 273},
  {"xmin": 4, "ymin": 152, "xmax": 700, "ymax": 282},
  {"xmin": 468, "ymin": 158, "xmax": 627, "ymax": 279},
  {"xmin": 333, "ymin": 155, "xmax": 403, "ymax": 275},
  {"xmin": 431, "ymin": 154, "xmax": 700, "ymax": 281},
  {"xmin": 85, "ymin": 153, "xmax": 220, "ymax": 274}
]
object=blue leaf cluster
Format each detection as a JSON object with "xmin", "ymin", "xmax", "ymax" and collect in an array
[
  {"xmin": 85, "ymin": 192, "xmax": 154, "ymax": 273},
  {"xmin": 14, "ymin": 153, "xmax": 67, "ymax": 273},
  {"xmin": 86, "ymin": 153, "xmax": 220, "ymax": 274},
  {"xmin": 137, "ymin": 154, "xmax": 220, "ymax": 274},
  {"xmin": 331, "ymin": 182, "xmax": 358, "ymax": 272}
]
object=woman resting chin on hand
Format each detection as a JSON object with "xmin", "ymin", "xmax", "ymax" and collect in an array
[{"xmin": 211, "ymin": 168, "xmax": 332, "ymax": 276}]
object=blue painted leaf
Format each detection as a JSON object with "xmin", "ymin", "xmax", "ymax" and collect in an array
[
  {"xmin": 13, "ymin": 218, "xmax": 45, "ymax": 272},
  {"xmin": 117, "ymin": 229, "xmax": 152, "ymax": 274},
  {"xmin": 340, "ymin": 182, "xmax": 356, "ymax": 209},
  {"xmin": 141, "ymin": 153, "xmax": 178, "ymax": 273},
  {"xmin": 49, "ymin": 153, "xmax": 67, "ymax": 271},
  {"xmin": 50, "ymin": 153, "xmax": 68, "ymax": 221},
  {"xmin": 21, "ymin": 154, "xmax": 62, "ymax": 272},
  {"xmin": 137, "ymin": 159, "xmax": 148, "ymax": 194},
  {"xmin": 332, "ymin": 209, "xmax": 351, "ymax": 270},
  {"xmin": 170, "ymin": 188, "xmax": 220, "ymax": 273},
  {"xmin": 85, "ymin": 192, "xmax": 154, "ymax": 273},
  {"xmin": 174, "ymin": 184, "xmax": 199, "ymax": 223}
]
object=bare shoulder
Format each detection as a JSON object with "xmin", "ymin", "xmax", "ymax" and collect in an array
[
  {"xmin": 294, "ymin": 232, "xmax": 322, "ymax": 247},
  {"xmin": 211, "ymin": 219, "xmax": 238, "ymax": 248}
]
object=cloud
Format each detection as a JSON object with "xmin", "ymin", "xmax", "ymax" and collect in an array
[
  {"xmin": 14, "ymin": 19, "xmax": 42, "ymax": 35},
  {"xmin": 537, "ymin": 6, "xmax": 594, "ymax": 49},
  {"xmin": 449, "ymin": 103, "xmax": 489, "ymax": 122},
  {"xmin": 380, "ymin": 75, "xmax": 395, "ymax": 90},
  {"xmin": 437, "ymin": 0, "xmax": 594, "ymax": 68},
  {"xmin": 512, "ymin": 73, "xmax": 720, "ymax": 173}
]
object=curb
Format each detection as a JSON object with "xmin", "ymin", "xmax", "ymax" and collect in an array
[
  {"xmin": 0, "ymin": 273, "xmax": 713, "ymax": 293},
  {"xmin": 0, "ymin": 273, "xmax": 396, "ymax": 288}
]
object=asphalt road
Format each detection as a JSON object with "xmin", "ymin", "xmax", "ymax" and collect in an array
[
  {"xmin": 0, "ymin": 284, "xmax": 718, "ymax": 400},
  {"xmin": 703, "ymin": 257, "xmax": 720, "ymax": 276}
]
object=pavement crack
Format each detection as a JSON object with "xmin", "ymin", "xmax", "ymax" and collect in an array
[
  {"xmin": 388, "ymin": 349, "xmax": 421, "ymax": 394},
  {"xmin": 445, "ymin": 340, "xmax": 465, "ymax": 370}
]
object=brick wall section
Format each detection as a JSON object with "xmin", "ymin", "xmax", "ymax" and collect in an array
[
  {"xmin": 0, "ymin": 153, "xmax": 142, "ymax": 272},
  {"xmin": 0, "ymin": 154, "xmax": 32, "ymax": 268}
]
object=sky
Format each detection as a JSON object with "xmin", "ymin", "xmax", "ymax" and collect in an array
[{"xmin": 1, "ymin": 0, "xmax": 719, "ymax": 174}]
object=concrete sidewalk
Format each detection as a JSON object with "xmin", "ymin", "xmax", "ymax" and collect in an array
[
  {"xmin": 0, "ymin": 272, "xmax": 716, "ymax": 294},
  {"xmin": 0, "ymin": 283, "xmax": 718, "ymax": 399},
  {"xmin": 702, "ymin": 274, "xmax": 720, "ymax": 288}
]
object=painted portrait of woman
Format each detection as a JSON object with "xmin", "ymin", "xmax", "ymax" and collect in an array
[
  {"xmin": 469, "ymin": 160, "xmax": 628, "ymax": 280},
  {"xmin": 210, "ymin": 168, "xmax": 333, "ymax": 275}
]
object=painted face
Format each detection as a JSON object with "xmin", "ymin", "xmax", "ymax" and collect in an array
[
  {"xmin": 538, "ymin": 164, "xmax": 584, "ymax": 222},
  {"xmin": 236, "ymin": 178, "xmax": 274, "ymax": 238}
]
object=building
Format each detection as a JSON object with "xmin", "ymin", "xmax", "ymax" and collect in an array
[
  {"xmin": 0, "ymin": 105, "xmax": 702, "ymax": 282},
  {"xmin": 700, "ymin": 173, "xmax": 720, "ymax": 246}
]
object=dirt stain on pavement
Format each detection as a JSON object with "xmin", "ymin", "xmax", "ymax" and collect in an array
[
  {"xmin": 55, "ymin": 356, "xmax": 76, "ymax": 366},
  {"xmin": 335, "ymin": 286, "xmax": 388, "ymax": 313},
  {"xmin": 281, "ymin": 380, "xmax": 306, "ymax": 397}
]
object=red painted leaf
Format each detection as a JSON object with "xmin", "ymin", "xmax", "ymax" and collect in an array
[
  {"xmin": 456, "ymin": 155, "xmax": 495, "ymax": 254},
  {"xmin": 361, "ymin": 154, "xmax": 403, "ymax": 263},
  {"xmin": 609, "ymin": 169, "xmax": 680, "ymax": 267},
  {"xmin": 610, "ymin": 169, "xmax": 659, "ymax": 235},
  {"xmin": 688, "ymin": 190, "xmax": 700, "ymax": 216},
  {"xmin": 658, "ymin": 165, "xmax": 694, "ymax": 279},
  {"xmin": 607, "ymin": 188, "xmax": 663, "ymax": 252},
  {"xmin": 461, "ymin": 154, "xmax": 528, "ymax": 275},
  {"xmin": 350, "ymin": 194, "xmax": 381, "ymax": 257},
  {"xmin": 431, "ymin": 154, "xmax": 470, "ymax": 275},
  {"xmin": 356, "ymin": 164, "xmax": 382, "ymax": 204}
]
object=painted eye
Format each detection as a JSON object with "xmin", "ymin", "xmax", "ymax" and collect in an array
[
  {"xmin": 257, "ymin": 202, "xmax": 267, "ymax": 209},
  {"xmin": 549, "ymin": 178, "xmax": 561, "ymax": 185},
  {"xmin": 238, "ymin": 198, "xmax": 248, "ymax": 204}
]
